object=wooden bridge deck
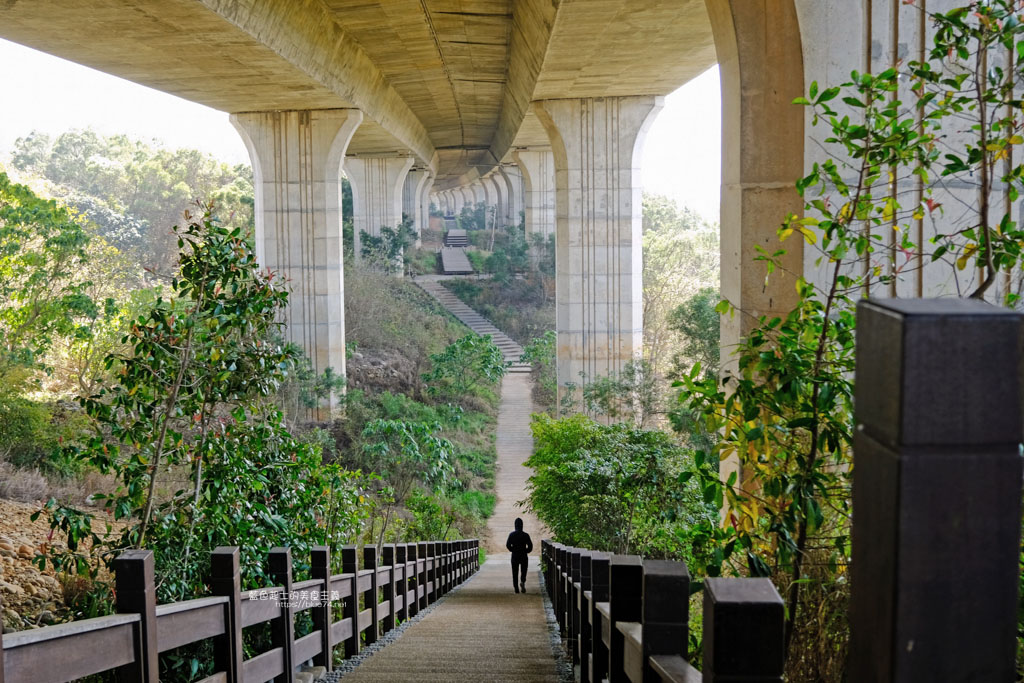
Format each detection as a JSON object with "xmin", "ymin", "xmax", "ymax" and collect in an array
[{"xmin": 336, "ymin": 556, "xmax": 561, "ymax": 682}]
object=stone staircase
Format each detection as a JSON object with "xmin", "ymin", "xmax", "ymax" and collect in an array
[
  {"xmin": 443, "ymin": 228, "xmax": 469, "ymax": 247},
  {"xmin": 439, "ymin": 247, "xmax": 474, "ymax": 275},
  {"xmin": 417, "ymin": 280, "xmax": 531, "ymax": 372}
]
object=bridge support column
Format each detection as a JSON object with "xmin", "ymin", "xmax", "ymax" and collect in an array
[
  {"xmin": 230, "ymin": 109, "xmax": 361, "ymax": 407},
  {"xmin": 345, "ymin": 155, "xmax": 415, "ymax": 258},
  {"xmin": 500, "ymin": 165, "xmax": 524, "ymax": 227},
  {"xmin": 513, "ymin": 148, "xmax": 555, "ymax": 239},
  {"xmin": 481, "ymin": 175, "xmax": 504, "ymax": 229},
  {"xmin": 533, "ymin": 96, "xmax": 662, "ymax": 405},
  {"xmin": 402, "ymin": 168, "xmax": 431, "ymax": 247},
  {"xmin": 419, "ymin": 173, "xmax": 434, "ymax": 243}
]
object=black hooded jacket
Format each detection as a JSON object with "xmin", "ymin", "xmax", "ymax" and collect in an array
[{"xmin": 506, "ymin": 519, "xmax": 533, "ymax": 558}]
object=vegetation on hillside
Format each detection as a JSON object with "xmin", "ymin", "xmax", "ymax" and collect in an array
[{"xmin": 0, "ymin": 132, "xmax": 503, "ymax": 670}]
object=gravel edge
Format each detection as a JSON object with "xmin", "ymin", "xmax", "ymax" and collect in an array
[{"xmin": 538, "ymin": 565, "xmax": 576, "ymax": 683}]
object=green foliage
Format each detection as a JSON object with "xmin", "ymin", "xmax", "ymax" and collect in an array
[
  {"xmin": 34, "ymin": 206, "xmax": 371, "ymax": 617},
  {"xmin": 665, "ymin": 287, "xmax": 720, "ymax": 381},
  {"xmin": 361, "ymin": 418, "xmax": 454, "ymax": 547},
  {"xmin": 520, "ymin": 330, "xmax": 557, "ymax": 410},
  {"xmin": 0, "ymin": 398, "xmax": 90, "ymax": 477},
  {"xmin": 580, "ymin": 359, "xmax": 661, "ymax": 428},
  {"xmin": 421, "ymin": 333, "xmax": 507, "ymax": 400},
  {"xmin": 0, "ymin": 172, "xmax": 99, "ymax": 391},
  {"xmin": 674, "ymin": 6, "xmax": 1024, "ymax": 677},
  {"xmin": 360, "ymin": 218, "xmax": 417, "ymax": 274},
  {"xmin": 12, "ymin": 129, "xmax": 254, "ymax": 270},
  {"xmin": 524, "ymin": 414, "xmax": 714, "ymax": 565}
]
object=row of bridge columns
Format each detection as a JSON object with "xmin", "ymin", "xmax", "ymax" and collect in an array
[{"xmin": 229, "ymin": 95, "xmax": 666, "ymax": 408}]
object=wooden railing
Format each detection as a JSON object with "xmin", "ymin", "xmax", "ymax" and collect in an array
[
  {"xmin": 541, "ymin": 540, "xmax": 784, "ymax": 683},
  {"xmin": 0, "ymin": 539, "xmax": 479, "ymax": 683},
  {"xmin": 543, "ymin": 298, "xmax": 1024, "ymax": 683}
]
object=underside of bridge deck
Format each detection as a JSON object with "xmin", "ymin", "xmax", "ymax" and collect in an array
[{"xmin": 0, "ymin": 0, "xmax": 808, "ymax": 408}]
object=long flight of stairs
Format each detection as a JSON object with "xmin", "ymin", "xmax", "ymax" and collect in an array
[{"xmin": 417, "ymin": 280, "xmax": 531, "ymax": 373}]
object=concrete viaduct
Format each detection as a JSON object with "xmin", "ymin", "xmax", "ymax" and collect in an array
[{"xmin": 1, "ymin": 1, "xmax": 949, "ymax": 398}]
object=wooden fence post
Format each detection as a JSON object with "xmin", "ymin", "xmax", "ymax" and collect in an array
[
  {"xmin": 589, "ymin": 552, "xmax": 611, "ymax": 683},
  {"xmin": 311, "ymin": 546, "xmax": 333, "ymax": 670},
  {"xmin": 639, "ymin": 560, "xmax": 690, "ymax": 682},
  {"xmin": 578, "ymin": 552, "xmax": 593, "ymax": 682},
  {"xmin": 363, "ymin": 545, "xmax": 379, "ymax": 645},
  {"xmin": 851, "ymin": 299, "xmax": 1024, "ymax": 682},
  {"xmin": 417, "ymin": 542, "xmax": 428, "ymax": 610},
  {"xmin": 113, "ymin": 549, "xmax": 158, "ymax": 683},
  {"xmin": 703, "ymin": 578, "xmax": 783, "ymax": 683},
  {"xmin": 268, "ymin": 548, "xmax": 295, "ymax": 683},
  {"xmin": 569, "ymin": 548, "xmax": 582, "ymax": 665},
  {"xmin": 555, "ymin": 545, "xmax": 567, "ymax": 636},
  {"xmin": 396, "ymin": 544, "xmax": 408, "ymax": 621},
  {"xmin": 427, "ymin": 542, "xmax": 438, "ymax": 603},
  {"xmin": 608, "ymin": 555, "xmax": 642, "ymax": 683},
  {"xmin": 210, "ymin": 547, "xmax": 243, "ymax": 683},
  {"xmin": 340, "ymin": 545, "xmax": 360, "ymax": 657},
  {"xmin": 406, "ymin": 543, "xmax": 418, "ymax": 618},
  {"xmin": 381, "ymin": 544, "xmax": 396, "ymax": 632}
]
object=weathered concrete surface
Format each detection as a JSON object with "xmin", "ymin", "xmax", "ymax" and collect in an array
[
  {"xmin": 347, "ymin": 156, "xmax": 415, "ymax": 256},
  {"xmin": 514, "ymin": 149, "xmax": 556, "ymax": 239},
  {"xmin": 337, "ymin": 556, "xmax": 559, "ymax": 682},
  {"xmin": 534, "ymin": 96, "xmax": 663, "ymax": 402},
  {"xmin": 402, "ymin": 169, "xmax": 432, "ymax": 245},
  {"xmin": 231, "ymin": 109, "xmax": 361, "ymax": 408}
]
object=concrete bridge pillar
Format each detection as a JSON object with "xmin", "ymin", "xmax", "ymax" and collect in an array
[
  {"xmin": 419, "ymin": 173, "xmax": 434, "ymax": 242},
  {"xmin": 534, "ymin": 95, "xmax": 663, "ymax": 403},
  {"xmin": 499, "ymin": 165, "xmax": 524, "ymax": 227},
  {"xmin": 481, "ymin": 175, "xmax": 503, "ymax": 229},
  {"xmin": 458, "ymin": 186, "xmax": 473, "ymax": 212},
  {"xmin": 402, "ymin": 168, "xmax": 431, "ymax": 246},
  {"xmin": 513, "ymin": 148, "xmax": 555, "ymax": 239},
  {"xmin": 345, "ymin": 155, "xmax": 415, "ymax": 257},
  {"xmin": 230, "ymin": 108, "xmax": 361, "ymax": 403},
  {"xmin": 452, "ymin": 188, "xmax": 466, "ymax": 214},
  {"xmin": 469, "ymin": 182, "xmax": 486, "ymax": 206}
]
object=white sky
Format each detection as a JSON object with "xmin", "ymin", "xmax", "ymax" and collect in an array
[{"xmin": 0, "ymin": 38, "xmax": 722, "ymax": 222}]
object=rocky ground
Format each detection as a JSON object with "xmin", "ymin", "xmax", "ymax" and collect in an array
[{"xmin": 0, "ymin": 498, "xmax": 68, "ymax": 632}]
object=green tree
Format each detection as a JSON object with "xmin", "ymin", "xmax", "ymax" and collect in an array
[
  {"xmin": 421, "ymin": 333, "xmax": 507, "ymax": 400},
  {"xmin": 524, "ymin": 413, "xmax": 713, "ymax": 564},
  {"xmin": 0, "ymin": 172, "xmax": 99, "ymax": 392}
]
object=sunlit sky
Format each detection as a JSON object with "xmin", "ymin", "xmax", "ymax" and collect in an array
[{"xmin": 0, "ymin": 38, "xmax": 722, "ymax": 222}]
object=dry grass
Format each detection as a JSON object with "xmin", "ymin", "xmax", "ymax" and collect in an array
[{"xmin": 0, "ymin": 457, "xmax": 116, "ymax": 505}]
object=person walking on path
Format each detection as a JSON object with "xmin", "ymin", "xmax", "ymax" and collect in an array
[{"xmin": 506, "ymin": 517, "xmax": 533, "ymax": 593}]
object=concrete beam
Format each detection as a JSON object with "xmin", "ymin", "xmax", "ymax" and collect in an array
[{"xmin": 231, "ymin": 108, "xmax": 361, "ymax": 410}]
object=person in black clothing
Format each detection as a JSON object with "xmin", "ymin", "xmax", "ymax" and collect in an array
[{"xmin": 506, "ymin": 517, "xmax": 533, "ymax": 593}]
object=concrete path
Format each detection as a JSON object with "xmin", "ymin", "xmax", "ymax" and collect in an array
[
  {"xmin": 338, "ymin": 321, "xmax": 558, "ymax": 681},
  {"xmin": 337, "ymin": 557, "xmax": 559, "ymax": 682},
  {"xmin": 488, "ymin": 372, "xmax": 548, "ymax": 554}
]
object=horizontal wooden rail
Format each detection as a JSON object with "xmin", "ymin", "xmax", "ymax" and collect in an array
[
  {"xmin": 0, "ymin": 538, "xmax": 479, "ymax": 683},
  {"xmin": 541, "ymin": 540, "xmax": 783, "ymax": 683}
]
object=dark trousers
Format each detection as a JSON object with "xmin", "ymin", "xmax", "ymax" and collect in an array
[{"xmin": 511, "ymin": 554, "xmax": 528, "ymax": 591}]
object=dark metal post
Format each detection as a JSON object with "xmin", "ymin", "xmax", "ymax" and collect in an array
[
  {"xmin": 210, "ymin": 547, "xmax": 243, "ymax": 682},
  {"xmin": 851, "ymin": 299, "xmax": 1024, "ymax": 682},
  {"xmin": 113, "ymin": 549, "xmax": 158, "ymax": 683},
  {"xmin": 608, "ymin": 555, "xmax": 642, "ymax": 683},
  {"xmin": 311, "ymin": 546, "xmax": 333, "ymax": 670},
  {"xmin": 340, "ymin": 546, "xmax": 360, "ymax": 657},
  {"xmin": 268, "ymin": 548, "xmax": 295, "ymax": 683},
  {"xmin": 703, "ymin": 578, "xmax": 784, "ymax": 683}
]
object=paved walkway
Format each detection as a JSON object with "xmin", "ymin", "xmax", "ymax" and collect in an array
[
  {"xmin": 337, "ymin": 557, "xmax": 559, "ymax": 682},
  {"xmin": 338, "ymin": 294, "xmax": 557, "ymax": 682}
]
